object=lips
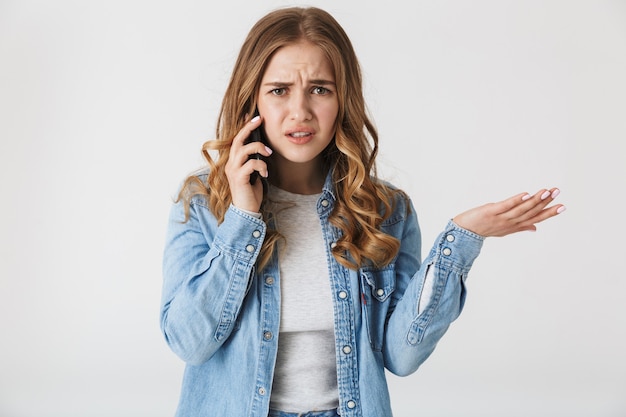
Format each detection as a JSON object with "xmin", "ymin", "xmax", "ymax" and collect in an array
[{"xmin": 285, "ymin": 128, "xmax": 315, "ymax": 144}]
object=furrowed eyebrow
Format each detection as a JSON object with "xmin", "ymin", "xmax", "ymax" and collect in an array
[
  {"xmin": 263, "ymin": 82, "xmax": 292, "ymax": 88},
  {"xmin": 262, "ymin": 79, "xmax": 336, "ymax": 87},
  {"xmin": 309, "ymin": 79, "xmax": 336, "ymax": 86}
]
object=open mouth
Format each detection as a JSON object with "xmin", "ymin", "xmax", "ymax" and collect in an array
[{"xmin": 288, "ymin": 132, "xmax": 312, "ymax": 138}]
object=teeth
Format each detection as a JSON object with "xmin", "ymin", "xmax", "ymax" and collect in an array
[{"xmin": 290, "ymin": 132, "xmax": 310, "ymax": 138}]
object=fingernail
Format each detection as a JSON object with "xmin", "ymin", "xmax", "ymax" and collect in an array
[
  {"xmin": 264, "ymin": 146, "xmax": 273, "ymax": 154},
  {"xmin": 557, "ymin": 206, "xmax": 566, "ymax": 214},
  {"xmin": 551, "ymin": 188, "xmax": 560, "ymax": 199},
  {"xmin": 522, "ymin": 193, "xmax": 532, "ymax": 201},
  {"xmin": 540, "ymin": 190, "xmax": 551, "ymax": 200},
  {"xmin": 251, "ymin": 115, "xmax": 260, "ymax": 123}
]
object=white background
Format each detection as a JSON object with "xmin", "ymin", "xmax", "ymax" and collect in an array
[{"xmin": 1, "ymin": 1, "xmax": 625, "ymax": 416}]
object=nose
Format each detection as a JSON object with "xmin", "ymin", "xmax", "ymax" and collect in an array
[{"xmin": 289, "ymin": 91, "xmax": 312, "ymax": 121}]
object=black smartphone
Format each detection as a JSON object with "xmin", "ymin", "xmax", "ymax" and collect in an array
[{"xmin": 244, "ymin": 110, "xmax": 267, "ymax": 185}]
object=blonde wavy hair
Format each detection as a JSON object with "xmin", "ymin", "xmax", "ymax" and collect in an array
[{"xmin": 178, "ymin": 6, "xmax": 405, "ymax": 270}]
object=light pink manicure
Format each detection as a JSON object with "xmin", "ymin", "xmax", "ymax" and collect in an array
[
  {"xmin": 522, "ymin": 194, "xmax": 532, "ymax": 201},
  {"xmin": 551, "ymin": 189, "xmax": 560, "ymax": 199},
  {"xmin": 540, "ymin": 190, "xmax": 551, "ymax": 200},
  {"xmin": 557, "ymin": 206, "xmax": 566, "ymax": 214}
]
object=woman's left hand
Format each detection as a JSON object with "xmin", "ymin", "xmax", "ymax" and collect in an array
[{"xmin": 452, "ymin": 188, "xmax": 566, "ymax": 237}]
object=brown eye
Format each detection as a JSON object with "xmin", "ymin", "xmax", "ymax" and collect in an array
[{"xmin": 312, "ymin": 86, "xmax": 330, "ymax": 95}]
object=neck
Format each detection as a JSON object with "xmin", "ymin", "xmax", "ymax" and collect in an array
[{"xmin": 270, "ymin": 157, "xmax": 326, "ymax": 195}]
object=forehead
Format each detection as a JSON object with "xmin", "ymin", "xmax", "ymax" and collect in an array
[{"xmin": 262, "ymin": 41, "xmax": 334, "ymax": 80}]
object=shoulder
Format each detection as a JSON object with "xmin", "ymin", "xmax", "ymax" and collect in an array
[
  {"xmin": 169, "ymin": 166, "xmax": 213, "ymax": 211},
  {"xmin": 375, "ymin": 177, "xmax": 411, "ymax": 206},
  {"xmin": 189, "ymin": 166, "xmax": 210, "ymax": 184},
  {"xmin": 373, "ymin": 177, "xmax": 414, "ymax": 224}
]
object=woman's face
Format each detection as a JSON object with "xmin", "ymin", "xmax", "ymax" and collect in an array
[{"xmin": 256, "ymin": 41, "xmax": 339, "ymax": 172}]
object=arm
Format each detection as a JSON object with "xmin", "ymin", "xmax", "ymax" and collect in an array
[
  {"xmin": 383, "ymin": 188, "xmax": 565, "ymax": 375},
  {"xmin": 383, "ymin": 216, "xmax": 482, "ymax": 376},
  {"xmin": 160, "ymin": 199, "xmax": 266, "ymax": 365},
  {"xmin": 160, "ymin": 117, "xmax": 273, "ymax": 365}
]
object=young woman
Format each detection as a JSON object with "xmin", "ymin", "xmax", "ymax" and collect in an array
[{"xmin": 160, "ymin": 7, "xmax": 565, "ymax": 417}]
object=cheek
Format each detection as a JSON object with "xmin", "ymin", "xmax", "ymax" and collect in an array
[
  {"xmin": 257, "ymin": 103, "xmax": 279, "ymax": 131},
  {"xmin": 322, "ymin": 103, "xmax": 340, "ymax": 130},
  {"xmin": 260, "ymin": 113, "xmax": 283, "ymax": 144}
]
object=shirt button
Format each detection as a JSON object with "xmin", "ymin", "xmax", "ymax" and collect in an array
[
  {"xmin": 342, "ymin": 345, "xmax": 352, "ymax": 354},
  {"xmin": 338, "ymin": 291, "xmax": 348, "ymax": 299},
  {"xmin": 246, "ymin": 244, "xmax": 255, "ymax": 253},
  {"xmin": 265, "ymin": 277, "xmax": 274, "ymax": 285},
  {"xmin": 263, "ymin": 331, "xmax": 273, "ymax": 340},
  {"xmin": 443, "ymin": 248, "xmax": 452, "ymax": 256},
  {"xmin": 252, "ymin": 230, "xmax": 261, "ymax": 238},
  {"xmin": 347, "ymin": 400, "xmax": 356, "ymax": 409},
  {"xmin": 446, "ymin": 234, "xmax": 455, "ymax": 242},
  {"xmin": 321, "ymin": 199, "xmax": 329, "ymax": 207},
  {"xmin": 376, "ymin": 288, "xmax": 385, "ymax": 297},
  {"xmin": 258, "ymin": 387, "xmax": 266, "ymax": 396}
]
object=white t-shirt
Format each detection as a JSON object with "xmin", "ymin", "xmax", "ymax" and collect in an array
[{"xmin": 267, "ymin": 185, "xmax": 339, "ymax": 412}]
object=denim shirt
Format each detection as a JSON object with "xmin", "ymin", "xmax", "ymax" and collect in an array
[{"xmin": 160, "ymin": 172, "xmax": 484, "ymax": 417}]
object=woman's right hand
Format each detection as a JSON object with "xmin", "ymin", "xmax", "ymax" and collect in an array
[{"xmin": 224, "ymin": 115, "xmax": 273, "ymax": 213}]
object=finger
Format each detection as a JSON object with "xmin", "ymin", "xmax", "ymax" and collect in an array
[
  {"xmin": 227, "ymin": 116, "xmax": 265, "ymax": 170},
  {"xmin": 521, "ymin": 203, "xmax": 567, "ymax": 227},
  {"xmin": 488, "ymin": 191, "xmax": 542, "ymax": 218},
  {"xmin": 232, "ymin": 115, "xmax": 262, "ymax": 147},
  {"xmin": 514, "ymin": 187, "xmax": 561, "ymax": 222},
  {"xmin": 499, "ymin": 187, "xmax": 556, "ymax": 220},
  {"xmin": 248, "ymin": 143, "xmax": 273, "ymax": 159},
  {"xmin": 245, "ymin": 158, "xmax": 270, "ymax": 180},
  {"xmin": 480, "ymin": 192, "xmax": 527, "ymax": 216},
  {"xmin": 500, "ymin": 193, "xmax": 565, "ymax": 236}
]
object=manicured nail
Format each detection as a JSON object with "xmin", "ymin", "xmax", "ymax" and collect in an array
[
  {"xmin": 522, "ymin": 193, "xmax": 532, "ymax": 201},
  {"xmin": 540, "ymin": 190, "xmax": 551, "ymax": 200},
  {"xmin": 557, "ymin": 206, "xmax": 566, "ymax": 214},
  {"xmin": 264, "ymin": 146, "xmax": 273, "ymax": 154},
  {"xmin": 551, "ymin": 188, "xmax": 560, "ymax": 199},
  {"xmin": 251, "ymin": 115, "xmax": 260, "ymax": 123}
]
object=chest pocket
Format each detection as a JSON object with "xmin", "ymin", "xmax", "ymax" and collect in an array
[{"xmin": 360, "ymin": 265, "xmax": 396, "ymax": 352}]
